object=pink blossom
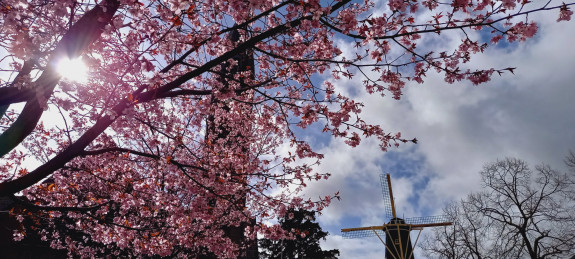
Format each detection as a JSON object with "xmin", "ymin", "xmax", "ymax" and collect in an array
[
  {"xmin": 452, "ymin": 0, "xmax": 471, "ymax": 10},
  {"xmin": 502, "ymin": 0, "xmax": 518, "ymax": 9},
  {"xmin": 422, "ymin": 0, "xmax": 439, "ymax": 10},
  {"xmin": 388, "ymin": 0, "xmax": 407, "ymax": 12},
  {"xmin": 491, "ymin": 35, "xmax": 504, "ymax": 44},
  {"xmin": 558, "ymin": 3, "xmax": 574, "ymax": 22}
]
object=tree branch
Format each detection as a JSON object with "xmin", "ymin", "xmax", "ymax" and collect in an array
[{"xmin": 0, "ymin": 0, "xmax": 121, "ymax": 158}]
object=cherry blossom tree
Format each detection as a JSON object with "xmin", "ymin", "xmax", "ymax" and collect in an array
[{"xmin": 0, "ymin": 0, "xmax": 573, "ymax": 257}]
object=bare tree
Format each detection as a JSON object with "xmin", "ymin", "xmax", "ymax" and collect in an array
[{"xmin": 422, "ymin": 156, "xmax": 575, "ymax": 259}]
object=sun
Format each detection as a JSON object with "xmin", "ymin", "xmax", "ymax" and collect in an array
[{"xmin": 56, "ymin": 57, "xmax": 89, "ymax": 83}]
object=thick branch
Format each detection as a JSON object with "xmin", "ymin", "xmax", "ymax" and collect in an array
[
  {"xmin": 9, "ymin": 194, "xmax": 106, "ymax": 212},
  {"xmin": 0, "ymin": 87, "xmax": 36, "ymax": 106},
  {"xmin": 0, "ymin": 0, "xmax": 120, "ymax": 158},
  {"xmin": 80, "ymin": 147, "xmax": 207, "ymax": 172},
  {"xmin": 0, "ymin": 100, "xmax": 126, "ymax": 196},
  {"xmin": 160, "ymin": 0, "xmax": 291, "ymax": 74},
  {"xmin": 146, "ymin": 0, "xmax": 352, "ymax": 98}
]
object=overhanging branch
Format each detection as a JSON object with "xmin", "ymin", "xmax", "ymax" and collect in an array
[{"xmin": 0, "ymin": 0, "xmax": 121, "ymax": 158}]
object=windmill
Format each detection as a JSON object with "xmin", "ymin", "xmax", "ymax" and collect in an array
[{"xmin": 341, "ymin": 174, "xmax": 452, "ymax": 259}]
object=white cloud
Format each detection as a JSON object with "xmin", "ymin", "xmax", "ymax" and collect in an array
[{"xmin": 322, "ymin": 234, "xmax": 386, "ymax": 259}]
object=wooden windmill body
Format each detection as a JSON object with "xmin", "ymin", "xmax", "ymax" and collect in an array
[{"xmin": 341, "ymin": 174, "xmax": 452, "ymax": 259}]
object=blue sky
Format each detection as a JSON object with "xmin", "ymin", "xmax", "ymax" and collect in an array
[{"xmin": 291, "ymin": 3, "xmax": 575, "ymax": 258}]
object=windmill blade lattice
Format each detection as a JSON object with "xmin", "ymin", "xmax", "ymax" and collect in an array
[
  {"xmin": 342, "ymin": 228, "xmax": 386, "ymax": 239},
  {"xmin": 380, "ymin": 173, "xmax": 394, "ymax": 220},
  {"xmin": 404, "ymin": 215, "xmax": 451, "ymax": 225}
]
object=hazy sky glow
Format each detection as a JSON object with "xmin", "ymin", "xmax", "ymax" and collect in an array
[
  {"xmin": 56, "ymin": 57, "xmax": 89, "ymax": 83},
  {"xmin": 296, "ymin": 5, "xmax": 575, "ymax": 259}
]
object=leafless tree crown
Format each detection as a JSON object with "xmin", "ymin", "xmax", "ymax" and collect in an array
[{"xmin": 422, "ymin": 155, "xmax": 575, "ymax": 259}]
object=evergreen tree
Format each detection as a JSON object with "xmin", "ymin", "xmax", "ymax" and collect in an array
[{"xmin": 259, "ymin": 209, "xmax": 339, "ymax": 259}]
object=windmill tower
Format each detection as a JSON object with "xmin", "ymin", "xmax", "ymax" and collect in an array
[{"xmin": 341, "ymin": 174, "xmax": 452, "ymax": 259}]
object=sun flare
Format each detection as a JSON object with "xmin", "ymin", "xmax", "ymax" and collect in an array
[{"xmin": 56, "ymin": 57, "xmax": 89, "ymax": 83}]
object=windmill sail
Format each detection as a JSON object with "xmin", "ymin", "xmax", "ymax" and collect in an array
[
  {"xmin": 342, "ymin": 228, "xmax": 386, "ymax": 239},
  {"xmin": 341, "ymin": 173, "xmax": 453, "ymax": 259},
  {"xmin": 380, "ymin": 173, "xmax": 395, "ymax": 220},
  {"xmin": 404, "ymin": 215, "xmax": 452, "ymax": 227}
]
